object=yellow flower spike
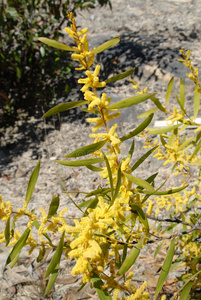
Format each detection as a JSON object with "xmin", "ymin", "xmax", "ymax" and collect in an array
[
  {"xmin": 113, "ymin": 289, "xmax": 120, "ymax": 300},
  {"xmin": 78, "ymin": 65, "xmax": 106, "ymax": 92},
  {"xmin": 77, "ymin": 28, "xmax": 88, "ymax": 36}
]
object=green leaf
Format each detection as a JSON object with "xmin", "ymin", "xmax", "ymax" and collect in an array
[
  {"xmin": 45, "ymin": 262, "xmax": 59, "ymax": 295},
  {"xmin": 42, "ymin": 101, "xmax": 88, "ymax": 118},
  {"xmin": 83, "ymin": 198, "xmax": 99, "ymax": 216},
  {"xmin": 92, "ymin": 37, "xmax": 120, "ymax": 54},
  {"xmin": 137, "ymin": 185, "xmax": 188, "ymax": 196},
  {"xmin": 6, "ymin": 7, "xmax": 18, "ymax": 17},
  {"xmin": 154, "ymin": 238, "xmax": 175, "ymax": 300},
  {"xmin": 180, "ymin": 78, "xmax": 185, "ymax": 109},
  {"xmin": 179, "ymin": 281, "xmax": 193, "ymax": 300},
  {"xmin": 150, "ymin": 95, "xmax": 166, "ymax": 112},
  {"xmin": 38, "ymin": 38, "xmax": 77, "ymax": 51},
  {"xmin": 90, "ymin": 274, "xmax": 112, "ymax": 300},
  {"xmin": 178, "ymin": 136, "xmax": 194, "ymax": 151},
  {"xmin": 127, "ymin": 140, "xmax": 135, "ymax": 160},
  {"xmin": 131, "ymin": 146, "xmax": 158, "ymax": 171},
  {"xmin": 37, "ymin": 246, "xmax": 46, "ymax": 263},
  {"xmin": 5, "ymin": 216, "xmax": 10, "ymax": 246},
  {"xmin": 154, "ymin": 242, "xmax": 164, "ymax": 258},
  {"xmin": 137, "ymin": 108, "xmax": 158, "ymax": 118},
  {"xmin": 45, "ymin": 232, "xmax": 64, "ymax": 278},
  {"xmin": 86, "ymin": 165, "xmax": 103, "ymax": 172},
  {"xmin": 102, "ymin": 151, "xmax": 114, "ymax": 198},
  {"xmin": 10, "ymin": 252, "xmax": 20, "ymax": 268},
  {"xmin": 48, "ymin": 196, "xmax": 60, "ymax": 218},
  {"xmin": 6, "ymin": 228, "xmax": 30, "ymax": 266},
  {"xmin": 79, "ymin": 198, "xmax": 98, "ymax": 208},
  {"xmin": 194, "ymin": 85, "xmax": 200, "ymax": 120},
  {"xmin": 117, "ymin": 239, "xmax": 143, "ymax": 275},
  {"xmin": 123, "ymin": 172, "xmax": 155, "ymax": 192},
  {"xmin": 107, "ymin": 93, "xmax": 155, "ymax": 110},
  {"xmin": 147, "ymin": 123, "xmax": 181, "ymax": 134},
  {"xmin": 120, "ymin": 114, "xmax": 154, "ymax": 142},
  {"xmin": 130, "ymin": 204, "xmax": 149, "ymax": 231},
  {"xmin": 166, "ymin": 77, "xmax": 174, "ymax": 106},
  {"xmin": 105, "ymin": 68, "xmax": 135, "ymax": 84},
  {"xmin": 40, "ymin": 46, "xmax": 45, "ymax": 57},
  {"xmin": 85, "ymin": 187, "xmax": 110, "ymax": 198},
  {"xmin": 113, "ymin": 164, "xmax": 122, "ymax": 202},
  {"xmin": 16, "ymin": 67, "xmax": 21, "ymax": 79},
  {"xmin": 65, "ymin": 140, "xmax": 107, "ymax": 158},
  {"xmin": 25, "ymin": 159, "xmax": 40, "ymax": 205},
  {"xmin": 56, "ymin": 157, "xmax": 104, "ymax": 167},
  {"xmin": 176, "ymin": 93, "xmax": 185, "ymax": 114},
  {"xmin": 189, "ymin": 138, "xmax": 201, "ymax": 161}
]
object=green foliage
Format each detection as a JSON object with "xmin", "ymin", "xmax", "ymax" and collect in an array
[
  {"xmin": 1, "ymin": 13, "xmax": 201, "ymax": 300},
  {"xmin": 0, "ymin": 0, "xmax": 111, "ymax": 116}
]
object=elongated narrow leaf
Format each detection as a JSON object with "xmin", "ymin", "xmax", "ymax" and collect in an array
[
  {"xmin": 45, "ymin": 233, "xmax": 64, "ymax": 278},
  {"xmin": 25, "ymin": 159, "xmax": 40, "ymax": 205},
  {"xmin": 176, "ymin": 93, "xmax": 185, "ymax": 114},
  {"xmin": 113, "ymin": 164, "xmax": 122, "ymax": 202},
  {"xmin": 85, "ymin": 187, "xmax": 110, "ymax": 198},
  {"xmin": 154, "ymin": 239, "xmax": 175, "ymax": 300},
  {"xmin": 130, "ymin": 204, "xmax": 149, "ymax": 231},
  {"xmin": 107, "ymin": 93, "xmax": 155, "ymax": 110},
  {"xmin": 45, "ymin": 262, "xmax": 59, "ymax": 295},
  {"xmin": 166, "ymin": 77, "xmax": 174, "ymax": 106},
  {"xmin": 127, "ymin": 140, "xmax": 135, "ymax": 160},
  {"xmin": 38, "ymin": 38, "xmax": 76, "ymax": 51},
  {"xmin": 79, "ymin": 197, "xmax": 98, "ymax": 208},
  {"xmin": 92, "ymin": 37, "xmax": 120, "ymax": 54},
  {"xmin": 42, "ymin": 101, "xmax": 88, "ymax": 118},
  {"xmin": 137, "ymin": 108, "xmax": 158, "ymax": 119},
  {"xmin": 86, "ymin": 165, "xmax": 103, "ymax": 172},
  {"xmin": 154, "ymin": 242, "xmax": 164, "ymax": 258},
  {"xmin": 102, "ymin": 151, "xmax": 114, "ymax": 198},
  {"xmin": 5, "ymin": 216, "xmax": 10, "ymax": 246},
  {"xmin": 83, "ymin": 197, "xmax": 99, "ymax": 216},
  {"xmin": 6, "ymin": 228, "xmax": 30, "ymax": 266},
  {"xmin": 117, "ymin": 239, "xmax": 143, "ymax": 275},
  {"xmin": 120, "ymin": 114, "xmax": 153, "ymax": 142},
  {"xmin": 150, "ymin": 95, "xmax": 166, "ymax": 112},
  {"xmin": 48, "ymin": 196, "xmax": 60, "ymax": 218},
  {"xmin": 37, "ymin": 246, "xmax": 46, "ymax": 263},
  {"xmin": 123, "ymin": 172, "xmax": 155, "ymax": 192},
  {"xmin": 190, "ymin": 138, "xmax": 201, "ymax": 161},
  {"xmin": 131, "ymin": 146, "xmax": 158, "ymax": 171},
  {"xmin": 179, "ymin": 281, "xmax": 193, "ymax": 300},
  {"xmin": 180, "ymin": 78, "xmax": 185, "ymax": 108},
  {"xmin": 105, "ymin": 68, "xmax": 135, "ymax": 84},
  {"xmin": 194, "ymin": 85, "xmax": 200, "ymax": 120},
  {"xmin": 56, "ymin": 157, "xmax": 104, "ymax": 167},
  {"xmin": 65, "ymin": 140, "xmax": 107, "ymax": 158},
  {"xmin": 178, "ymin": 136, "xmax": 194, "ymax": 151},
  {"xmin": 90, "ymin": 274, "xmax": 112, "ymax": 300},
  {"xmin": 147, "ymin": 123, "xmax": 181, "ymax": 134},
  {"xmin": 137, "ymin": 185, "xmax": 188, "ymax": 196}
]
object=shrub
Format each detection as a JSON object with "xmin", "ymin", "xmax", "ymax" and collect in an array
[
  {"xmin": 0, "ymin": 12, "xmax": 201, "ymax": 300},
  {"xmin": 0, "ymin": 0, "xmax": 111, "ymax": 116}
]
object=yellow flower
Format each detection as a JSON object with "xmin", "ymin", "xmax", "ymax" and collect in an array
[
  {"xmin": 78, "ymin": 65, "xmax": 106, "ymax": 92},
  {"xmin": 0, "ymin": 195, "xmax": 13, "ymax": 221}
]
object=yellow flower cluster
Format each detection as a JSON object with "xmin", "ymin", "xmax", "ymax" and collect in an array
[
  {"xmin": 112, "ymin": 280, "xmax": 149, "ymax": 300},
  {"xmin": 154, "ymin": 186, "xmax": 196, "ymax": 215},
  {"xmin": 0, "ymin": 195, "xmax": 12, "ymax": 221},
  {"xmin": 179, "ymin": 48, "xmax": 201, "ymax": 93},
  {"xmin": 153, "ymin": 136, "xmax": 197, "ymax": 175}
]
